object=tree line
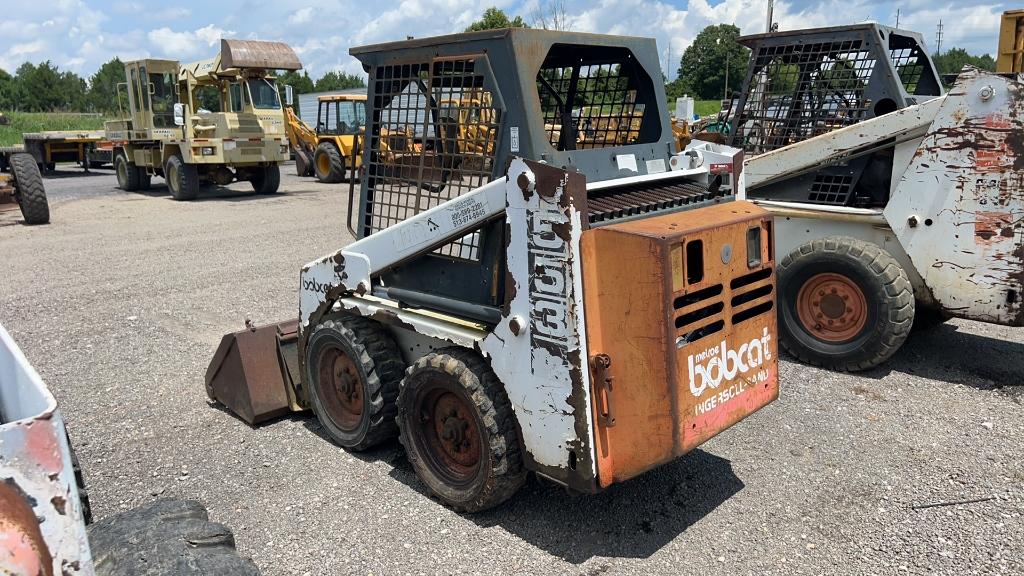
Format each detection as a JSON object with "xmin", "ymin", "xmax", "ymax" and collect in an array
[{"xmin": 0, "ymin": 58, "xmax": 365, "ymax": 114}]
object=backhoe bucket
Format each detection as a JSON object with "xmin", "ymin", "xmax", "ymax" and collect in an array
[{"xmin": 205, "ymin": 320, "xmax": 302, "ymax": 424}]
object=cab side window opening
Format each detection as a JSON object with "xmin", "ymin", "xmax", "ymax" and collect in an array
[
  {"xmin": 247, "ymin": 78, "xmax": 281, "ymax": 110},
  {"xmin": 229, "ymin": 83, "xmax": 244, "ymax": 112},
  {"xmin": 150, "ymin": 72, "xmax": 177, "ymax": 128}
]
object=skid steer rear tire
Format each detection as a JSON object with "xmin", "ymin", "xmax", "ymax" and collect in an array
[
  {"xmin": 314, "ymin": 142, "xmax": 345, "ymax": 183},
  {"xmin": 115, "ymin": 153, "xmax": 140, "ymax": 192},
  {"xmin": 778, "ymin": 236, "xmax": 914, "ymax": 371},
  {"xmin": 306, "ymin": 315, "xmax": 404, "ymax": 451},
  {"xmin": 250, "ymin": 164, "xmax": 281, "ymax": 194},
  {"xmin": 87, "ymin": 499, "xmax": 259, "ymax": 576},
  {"xmin": 397, "ymin": 348, "xmax": 526, "ymax": 513},
  {"xmin": 165, "ymin": 154, "xmax": 199, "ymax": 201},
  {"xmin": 10, "ymin": 153, "xmax": 49, "ymax": 225}
]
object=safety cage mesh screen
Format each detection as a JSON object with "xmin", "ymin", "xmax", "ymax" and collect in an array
[
  {"xmin": 888, "ymin": 37, "xmax": 932, "ymax": 95},
  {"xmin": 733, "ymin": 40, "xmax": 876, "ymax": 154},
  {"xmin": 537, "ymin": 48, "xmax": 651, "ymax": 151},
  {"xmin": 364, "ymin": 59, "xmax": 501, "ymax": 260}
]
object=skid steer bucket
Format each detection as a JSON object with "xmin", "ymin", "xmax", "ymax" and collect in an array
[{"xmin": 205, "ymin": 320, "xmax": 301, "ymax": 424}]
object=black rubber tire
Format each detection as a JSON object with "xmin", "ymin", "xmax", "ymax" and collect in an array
[
  {"xmin": 44, "ymin": 162, "xmax": 56, "ymax": 172},
  {"xmin": 115, "ymin": 153, "xmax": 139, "ymax": 192},
  {"xmin": 250, "ymin": 164, "xmax": 281, "ymax": 194},
  {"xmin": 313, "ymin": 142, "xmax": 345, "ymax": 183},
  {"xmin": 137, "ymin": 166, "xmax": 152, "ymax": 191},
  {"xmin": 295, "ymin": 148, "xmax": 314, "ymax": 177},
  {"xmin": 66, "ymin": 433, "xmax": 92, "ymax": 525},
  {"xmin": 306, "ymin": 315, "xmax": 404, "ymax": 451},
  {"xmin": 165, "ymin": 154, "xmax": 199, "ymax": 201},
  {"xmin": 10, "ymin": 153, "xmax": 49, "ymax": 225},
  {"xmin": 88, "ymin": 499, "xmax": 260, "ymax": 576},
  {"xmin": 778, "ymin": 236, "xmax": 914, "ymax": 371},
  {"xmin": 397, "ymin": 347, "xmax": 526, "ymax": 513}
]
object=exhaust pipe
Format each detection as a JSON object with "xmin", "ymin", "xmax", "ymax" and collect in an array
[{"xmin": 205, "ymin": 319, "xmax": 303, "ymax": 424}]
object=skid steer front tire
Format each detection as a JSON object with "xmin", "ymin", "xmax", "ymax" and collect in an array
[
  {"xmin": 397, "ymin": 348, "xmax": 526, "ymax": 513},
  {"xmin": 313, "ymin": 142, "xmax": 345, "ymax": 183},
  {"xmin": 306, "ymin": 316, "xmax": 404, "ymax": 451},
  {"xmin": 778, "ymin": 236, "xmax": 914, "ymax": 371},
  {"xmin": 10, "ymin": 153, "xmax": 49, "ymax": 225}
]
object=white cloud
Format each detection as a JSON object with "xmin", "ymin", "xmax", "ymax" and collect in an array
[
  {"xmin": 288, "ymin": 7, "xmax": 315, "ymax": 25},
  {"xmin": 147, "ymin": 24, "xmax": 234, "ymax": 60}
]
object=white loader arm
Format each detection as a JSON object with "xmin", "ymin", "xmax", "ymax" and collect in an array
[
  {"xmin": 299, "ymin": 175, "xmax": 509, "ymax": 328},
  {"xmin": 743, "ymin": 95, "xmax": 944, "ymax": 191}
]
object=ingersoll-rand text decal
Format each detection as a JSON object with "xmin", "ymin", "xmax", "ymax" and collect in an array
[{"xmin": 688, "ymin": 327, "xmax": 773, "ymax": 415}]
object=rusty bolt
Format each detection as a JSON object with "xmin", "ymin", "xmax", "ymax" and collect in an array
[
  {"xmin": 509, "ymin": 315, "xmax": 524, "ymax": 336},
  {"xmin": 907, "ymin": 215, "xmax": 919, "ymax": 228}
]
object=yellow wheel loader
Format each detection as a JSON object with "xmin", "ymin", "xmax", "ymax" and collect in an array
[{"xmin": 285, "ymin": 94, "xmax": 366, "ymax": 182}]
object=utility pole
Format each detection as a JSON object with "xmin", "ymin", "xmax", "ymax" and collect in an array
[
  {"xmin": 895, "ymin": 9, "xmax": 900, "ymax": 29},
  {"xmin": 766, "ymin": 0, "xmax": 774, "ymax": 33},
  {"xmin": 936, "ymin": 20, "xmax": 944, "ymax": 54}
]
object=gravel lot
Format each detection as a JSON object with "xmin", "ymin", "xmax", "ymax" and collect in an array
[{"xmin": 1, "ymin": 163, "xmax": 1022, "ymax": 575}]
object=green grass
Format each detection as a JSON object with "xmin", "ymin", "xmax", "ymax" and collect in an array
[
  {"xmin": 0, "ymin": 112, "xmax": 108, "ymax": 146},
  {"xmin": 694, "ymin": 100, "xmax": 723, "ymax": 117}
]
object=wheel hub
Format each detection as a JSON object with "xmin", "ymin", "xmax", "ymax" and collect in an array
[
  {"xmin": 796, "ymin": 272, "xmax": 868, "ymax": 343},
  {"xmin": 416, "ymin": 388, "xmax": 481, "ymax": 483},
  {"xmin": 317, "ymin": 345, "xmax": 363, "ymax": 430}
]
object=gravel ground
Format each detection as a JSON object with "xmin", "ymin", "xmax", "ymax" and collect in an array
[{"xmin": 1, "ymin": 163, "xmax": 1022, "ymax": 576}]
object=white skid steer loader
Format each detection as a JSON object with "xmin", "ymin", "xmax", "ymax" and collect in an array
[{"xmin": 206, "ymin": 29, "xmax": 780, "ymax": 511}]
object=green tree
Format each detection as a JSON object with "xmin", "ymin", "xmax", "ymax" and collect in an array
[
  {"xmin": 677, "ymin": 24, "xmax": 749, "ymax": 100},
  {"xmin": 933, "ymin": 47, "xmax": 996, "ymax": 81},
  {"xmin": 313, "ymin": 70, "xmax": 366, "ymax": 92},
  {"xmin": 277, "ymin": 70, "xmax": 315, "ymax": 114},
  {"xmin": 464, "ymin": 7, "xmax": 527, "ymax": 32},
  {"xmin": 0, "ymin": 69, "xmax": 15, "ymax": 110},
  {"xmin": 88, "ymin": 58, "xmax": 125, "ymax": 113}
]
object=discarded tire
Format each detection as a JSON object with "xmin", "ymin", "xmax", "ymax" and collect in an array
[
  {"xmin": 88, "ymin": 499, "xmax": 260, "ymax": 576},
  {"xmin": 778, "ymin": 236, "xmax": 914, "ymax": 371},
  {"xmin": 10, "ymin": 152, "xmax": 49, "ymax": 225},
  {"xmin": 397, "ymin": 347, "xmax": 526, "ymax": 512}
]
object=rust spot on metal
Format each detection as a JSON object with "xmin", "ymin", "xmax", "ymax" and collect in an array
[
  {"xmin": 516, "ymin": 172, "xmax": 532, "ymax": 200},
  {"xmin": 50, "ymin": 495, "xmax": 66, "ymax": 515},
  {"xmin": 0, "ymin": 480, "xmax": 54, "ymax": 576}
]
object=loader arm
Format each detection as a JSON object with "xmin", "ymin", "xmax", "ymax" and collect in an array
[
  {"xmin": 284, "ymin": 107, "xmax": 317, "ymax": 154},
  {"xmin": 743, "ymin": 95, "xmax": 944, "ymax": 191}
]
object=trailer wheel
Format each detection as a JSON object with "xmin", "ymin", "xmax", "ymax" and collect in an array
[
  {"xmin": 10, "ymin": 153, "xmax": 49, "ymax": 225},
  {"xmin": 314, "ymin": 142, "xmax": 345, "ymax": 183},
  {"xmin": 306, "ymin": 316, "xmax": 404, "ymax": 451},
  {"xmin": 165, "ymin": 154, "xmax": 199, "ymax": 201},
  {"xmin": 87, "ymin": 500, "xmax": 259, "ymax": 576},
  {"xmin": 778, "ymin": 236, "xmax": 914, "ymax": 371},
  {"xmin": 115, "ymin": 154, "xmax": 140, "ymax": 192},
  {"xmin": 397, "ymin": 348, "xmax": 526, "ymax": 512},
  {"xmin": 250, "ymin": 165, "xmax": 281, "ymax": 194}
]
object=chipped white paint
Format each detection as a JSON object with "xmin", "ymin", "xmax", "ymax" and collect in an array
[
  {"xmin": 746, "ymin": 68, "xmax": 1024, "ymax": 325},
  {"xmin": 0, "ymin": 323, "xmax": 93, "ymax": 574},
  {"xmin": 479, "ymin": 158, "xmax": 596, "ymax": 478},
  {"xmin": 885, "ymin": 68, "xmax": 1024, "ymax": 323}
]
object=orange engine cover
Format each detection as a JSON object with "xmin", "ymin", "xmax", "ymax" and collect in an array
[{"xmin": 581, "ymin": 200, "xmax": 779, "ymax": 488}]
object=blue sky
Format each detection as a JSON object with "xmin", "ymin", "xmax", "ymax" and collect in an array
[{"xmin": 0, "ymin": 0, "xmax": 1009, "ymax": 80}]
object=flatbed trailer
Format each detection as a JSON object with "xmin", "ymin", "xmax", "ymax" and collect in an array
[{"xmin": 0, "ymin": 131, "xmax": 112, "ymax": 173}]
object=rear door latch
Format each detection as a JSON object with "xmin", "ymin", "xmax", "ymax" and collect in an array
[{"xmin": 590, "ymin": 354, "xmax": 616, "ymax": 427}]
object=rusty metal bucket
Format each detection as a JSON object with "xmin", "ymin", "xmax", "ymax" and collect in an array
[{"xmin": 205, "ymin": 320, "xmax": 302, "ymax": 425}]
